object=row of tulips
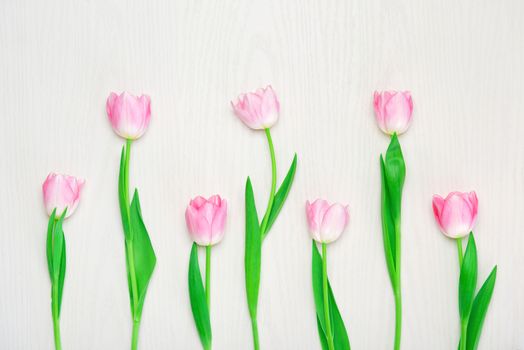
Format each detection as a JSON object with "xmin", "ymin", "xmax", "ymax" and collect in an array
[{"xmin": 42, "ymin": 87, "xmax": 496, "ymax": 350}]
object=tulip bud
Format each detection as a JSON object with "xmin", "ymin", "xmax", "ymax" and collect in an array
[
  {"xmin": 231, "ymin": 85, "xmax": 279, "ymax": 130},
  {"xmin": 185, "ymin": 195, "xmax": 228, "ymax": 246},
  {"xmin": 106, "ymin": 91, "xmax": 151, "ymax": 140},
  {"xmin": 42, "ymin": 173, "xmax": 84, "ymax": 218},
  {"xmin": 305, "ymin": 199, "xmax": 349, "ymax": 244},
  {"xmin": 432, "ymin": 191, "xmax": 478, "ymax": 239},
  {"xmin": 373, "ymin": 91, "xmax": 413, "ymax": 135}
]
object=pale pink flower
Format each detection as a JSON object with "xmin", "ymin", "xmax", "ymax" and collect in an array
[
  {"xmin": 373, "ymin": 91, "xmax": 413, "ymax": 135},
  {"xmin": 432, "ymin": 191, "xmax": 478, "ymax": 239},
  {"xmin": 106, "ymin": 91, "xmax": 151, "ymax": 140},
  {"xmin": 185, "ymin": 195, "xmax": 228, "ymax": 246},
  {"xmin": 231, "ymin": 85, "xmax": 279, "ymax": 130},
  {"xmin": 305, "ymin": 199, "xmax": 349, "ymax": 243},
  {"xmin": 42, "ymin": 173, "xmax": 84, "ymax": 218}
]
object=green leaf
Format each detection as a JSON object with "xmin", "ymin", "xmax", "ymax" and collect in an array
[
  {"xmin": 383, "ymin": 133, "xmax": 405, "ymax": 221},
  {"xmin": 316, "ymin": 316, "xmax": 329, "ymax": 350},
  {"xmin": 244, "ymin": 177, "xmax": 261, "ymax": 321},
  {"xmin": 118, "ymin": 145, "xmax": 131, "ymax": 240},
  {"xmin": 466, "ymin": 266, "xmax": 497, "ymax": 350},
  {"xmin": 263, "ymin": 154, "xmax": 297, "ymax": 236},
  {"xmin": 329, "ymin": 288, "xmax": 351, "ymax": 350},
  {"xmin": 129, "ymin": 189, "xmax": 157, "ymax": 319},
  {"xmin": 380, "ymin": 156, "xmax": 397, "ymax": 288},
  {"xmin": 379, "ymin": 134, "xmax": 406, "ymax": 293},
  {"xmin": 56, "ymin": 237, "xmax": 66, "ymax": 317},
  {"xmin": 459, "ymin": 234, "xmax": 478, "ymax": 321},
  {"xmin": 49, "ymin": 209, "xmax": 67, "ymax": 317},
  {"xmin": 312, "ymin": 242, "xmax": 351, "ymax": 350},
  {"xmin": 51, "ymin": 211, "xmax": 65, "ymax": 279},
  {"xmin": 125, "ymin": 247, "xmax": 134, "ymax": 315},
  {"xmin": 312, "ymin": 241, "xmax": 329, "ymax": 335},
  {"xmin": 188, "ymin": 243, "xmax": 212, "ymax": 349},
  {"xmin": 46, "ymin": 209, "xmax": 57, "ymax": 279}
]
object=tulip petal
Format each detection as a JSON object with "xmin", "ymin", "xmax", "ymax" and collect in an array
[
  {"xmin": 320, "ymin": 204, "xmax": 349, "ymax": 243},
  {"xmin": 210, "ymin": 200, "xmax": 227, "ymax": 245},
  {"xmin": 42, "ymin": 173, "xmax": 84, "ymax": 218},
  {"xmin": 106, "ymin": 91, "xmax": 151, "ymax": 140},
  {"xmin": 186, "ymin": 195, "xmax": 227, "ymax": 246},
  {"xmin": 432, "ymin": 195, "xmax": 445, "ymax": 230},
  {"xmin": 384, "ymin": 93, "xmax": 413, "ymax": 134},
  {"xmin": 231, "ymin": 86, "xmax": 279, "ymax": 130},
  {"xmin": 373, "ymin": 91, "xmax": 386, "ymax": 131},
  {"xmin": 208, "ymin": 195, "xmax": 222, "ymax": 206},
  {"xmin": 306, "ymin": 199, "xmax": 331, "ymax": 242},
  {"xmin": 373, "ymin": 90, "xmax": 413, "ymax": 135},
  {"xmin": 190, "ymin": 196, "xmax": 208, "ymax": 209},
  {"xmin": 433, "ymin": 191, "xmax": 478, "ymax": 238}
]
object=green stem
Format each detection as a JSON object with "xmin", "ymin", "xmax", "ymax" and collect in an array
[
  {"xmin": 395, "ymin": 132, "xmax": 404, "ymax": 350},
  {"xmin": 124, "ymin": 139, "xmax": 132, "ymax": 212},
  {"xmin": 126, "ymin": 241, "xmax": 139, "ymax": 318},
  {"xmin": 260, "ymin": 128, "xmax": 277, "ymax": 239},
  {"xmin": 322, "ymin": 243, "xmax": 335, "ymax": 350},
  {"xmin": 124, "ymin": 139, "xmax": 140, "ymax": 349},
  {"xmin": 394, "ymin": 289, "xmax": 402, "ymax": 350},
  {"xmin": 131, "ymin": 319, "xmax": 140, "ymax": 350},
  {"xmin": 52, "ymin": 282, "xmax": 62, "ymax": 350},
  {"xmin": 206, "ymin": 245, "xmax": 212, "ymax": 350},
  {"xmin": 248, "ymin": 128, "xmax": 276, "ymax": 349},
  {"xmin": 205, "ymin": 245, "xmax": 211, "ymax": 312},
  {"xmin": 459, "ymin": 321, "xmax": 467, "ymax": 350},
  {"xmin": 49, "ymin": 219, "xmax": 62, "ymax": 350},
  {"xmin": 457, "ymin": 237, "xmax": 463, "ymax": 267},
  {"xmin": 395, "ymin": 217, "xmax": 402, "ymax": 350},
  {"xmin": 457, "ymin": 237, "xmax": 466, "ymax": 350},
  {"xmin": 251, "ymin": 318, "xmax": 260, "ymax": 350},
  {"xmin": 394, "ymin": 222, "xmax": 402, "ymax": 350}
]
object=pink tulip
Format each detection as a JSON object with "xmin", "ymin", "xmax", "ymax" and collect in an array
[
  {"xmin": 42, "ymin": 173, "xmax": 85, "ymax": 218},
  {"xmin": 185, "ymin": 195, "xmax": 228, "ymax": 246},
  {"xmin": 106, "ymin": 91, "xmax": 151, "ymax": 140},
  {"xmin": 305, "ymin": 199, "xmax": 349, "ymax": 243},
  {"xmin": 432, "ymin": 191, "xmax": 478, "ymax": 239},
  {"xmin": 231, "ymin": 85, "xmax": 279, "ymax": 130},
  {"xmin": 373, "ymin": 91, "xmax": 413, "ymax": 135}
]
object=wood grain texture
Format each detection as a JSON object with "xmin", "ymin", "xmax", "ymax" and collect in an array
[{"xmin": 0, "ymin": 0, "xmax": 523, "ymax": 349}]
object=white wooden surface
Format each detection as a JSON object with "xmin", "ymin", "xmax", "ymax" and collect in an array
[{"xmin": 1, "ymin": 0, "xmax": 523, "ymax": 349}]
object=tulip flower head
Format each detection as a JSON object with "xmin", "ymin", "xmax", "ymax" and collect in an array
[
  {"xmin": 432, "ymin": 191, "xmax": 478, "ymax": 239},
  {"xmin": 42, "ymin": 173, "xmax": 84, "ymax": 218},
  {"xmin": 185, "ymin": 195, "xmax": 228, "ymax": 246},
  {"xmin": 231, "ymin": 85, "xmax": 279, "ymax": 130},
  {"xmin": 373, "ymin": 90, "xmax": 413, "ymax": 135},
  {"xmin": 306, "ymin": 199, "xmax": 349, "ymax": 244},
  {"xmin": 106, "ymin": 91, "xmax": 151, "ymax": 140}
]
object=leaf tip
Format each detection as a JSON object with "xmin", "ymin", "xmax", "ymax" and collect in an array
[
  {"xmin": 246, "ymin": 176, "xmax": 253, "ymax": 189},
  {"xmin": 491, "ymin": 265, "xmax": 498, "ymax": 276}
]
